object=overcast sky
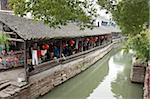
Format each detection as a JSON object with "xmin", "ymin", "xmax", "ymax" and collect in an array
[
  {"xmin": 93, "ymin": 0, "xmax": 111, "ymax": 20},
  {"xmin": 26, "ymin": 0, "xmax": 111, "ymax": 20}
]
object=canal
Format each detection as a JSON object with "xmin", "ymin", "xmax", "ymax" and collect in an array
[{"xmin": 39, "ymin": 48, "xmax": 143, "ymax": 99}]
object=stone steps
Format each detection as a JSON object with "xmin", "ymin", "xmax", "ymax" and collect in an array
[
  {"xmin": 0, "ymin": 82, "xmax": 11, "ymax": 91},
  {"xmin": 0, "ymin": 80, "xmax": 9, "ymax": 85},
  {"xmin": 0, "ymin": 81, "xmax": 27, "ymax": 98}
]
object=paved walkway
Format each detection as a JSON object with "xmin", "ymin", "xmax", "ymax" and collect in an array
[{"xmin": 0, "ymin": 68, "xmax": 25, "ymax": 82}]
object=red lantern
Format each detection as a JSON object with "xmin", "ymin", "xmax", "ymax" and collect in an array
[
  {"xmin": 45, "ymin": 44, "xmax": 49, "ymax": 49},
  {"xmin": 42, "ymin": 44, "xmax": 49, "ymax": 50},
  {"xmin": 69, "ymin": 40, "xmax": 75, "ymax": 45}
]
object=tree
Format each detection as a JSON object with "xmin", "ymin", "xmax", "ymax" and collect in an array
[
  {"xmin": 98, "ymin": 0, "xmax": 149, "ymax": 61},
  {"xmin": 9, "ymin": 0, "xmax": 97, "ymax": 29},
  {"xmin": 124, "ymin": 30, "xmax": 150, "ymax": 61},
  {"xmin": 98, "ymin": 0, "xmax": 149, "ymax": 36},
  {"xmin": 9, "ymin": 0, "xmax": 149, "ymax": 33},
  {"xmin": 0, "ymin": 33, "xmax": 9, "ymax": 44}
]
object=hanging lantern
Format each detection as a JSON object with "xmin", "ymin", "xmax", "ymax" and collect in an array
[
  {"xmin": 45, "ymin": 44, "xmax": 49, "ymax": 49},
  {"xmin": 42, "ymin": 44, "xmax": 49, "ymax": 50},
  {"xmin": 69, "ymin": 40, "xmax": 75, "ymax": 45}
]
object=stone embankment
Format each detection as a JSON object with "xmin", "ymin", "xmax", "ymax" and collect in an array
[
  {"xmin": 130, "ymin": 58, "xmax": 146, "ymax": 83},
  {"xmin": 0, "ymin": 43, "xmax": 113, "ymax": 99},
  {"xmin": 130, "ymin": 58, "xmax": 150, "ymax": 99},
  {"xmin": 144, "ymin": 62, "xmax": 150, "ymax": 99}
]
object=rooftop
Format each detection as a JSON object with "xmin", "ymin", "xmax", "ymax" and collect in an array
[{"xmin": 0, "ymin": 12, "xmax": 121, "ymax": 40}]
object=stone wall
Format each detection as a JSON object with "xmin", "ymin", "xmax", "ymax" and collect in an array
[
  {"xmin": 144, "ymin": 62, "xmax": 150, "ymax": 99},
  {"xmin": 0, "ymin": 43, "xmax": 113, "ymax": 99},
  {"xmin": 130, "ymin": 61, "xmax": 146, "ymax": 83}
]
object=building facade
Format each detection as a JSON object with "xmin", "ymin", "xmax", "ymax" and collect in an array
[{"xmin": 0, "ymin": 0, "xmax": 9, "ymax": 10}]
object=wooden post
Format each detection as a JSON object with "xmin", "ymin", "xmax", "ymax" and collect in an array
[
  {"xmin": 92, "ymin": 37, "xmax": 94, "ymax": 48},
  {"xmin": 24, "ymin": 40, "xmax": 28, "ymax": 82},
  {"xmin": 81, "ymin": 37, "xmax": 83, "ymax": 52},
  {"xmin": 98, "ymin": 36, "xmax": 100, "ymax": 46}
]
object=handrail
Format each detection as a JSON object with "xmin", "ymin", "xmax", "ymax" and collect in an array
[
  {"xmin": 35, "ymin": 42, "xmax": 111, "ymax": 67},
  {"xmin": 29, "ymin": 42, "xmax": 112, "ymax": 76},
  {"xmin": 60, "ymin": 42, "xmax": 111, "ymax": 61}
]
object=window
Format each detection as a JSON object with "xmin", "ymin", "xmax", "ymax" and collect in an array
[{"xmin": 101, "ymin": 21, "xmax": 108, "ymax": 26}]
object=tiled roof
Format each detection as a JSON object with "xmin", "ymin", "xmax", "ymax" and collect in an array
[{"xmin": 0, "ymin": 12, "xmax": 120, "ymax": 40}]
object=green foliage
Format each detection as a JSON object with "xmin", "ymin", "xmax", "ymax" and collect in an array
[
  {"xmin": 124, "ymin": 30, "xmax": 150, "ymax": 61},
  {"xmin": 112, "ymin": 0, "xmax": 149, "ymax": 36},
  {"xmin": 98, "ymin": 0, "xmax": 149, "ymax": 36},
  {"xmin": 98, "ymin": 0, "xmax": 149, "ymax": 61},
  {"xmin": 0, "ymin": 33, "xmax": 9, "ymax": 48},
  {"xmin": 0, "ymin": 33, "xmax": 9, "ymax": 45},
  {"xmin": 98, "ymin": 0, "xmax": 115, "ymax": 10},
  {"xmin": 9, "ymin": 0, "xmax": 97, "ymax": 29},
  {"xmin": 113, "ymin": 0, "xmax": 149, "ymax": 61}
]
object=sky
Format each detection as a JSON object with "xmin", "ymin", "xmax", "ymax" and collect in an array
[
  {"xmin": 88, "ymin": 0, "xmax": 111, "ymax": 19},
  {"xmin": 26, "ymin": 0, "xmax": 111, "ymax": 20}
]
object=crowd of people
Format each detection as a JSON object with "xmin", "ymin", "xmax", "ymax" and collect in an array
[
  {"xmin": 0, "ymin": 35, "xmax": 112, "ymax": 71},
  {"xmin": 29, "ymin": 35, "xmax": 111, "ymax": 66}
]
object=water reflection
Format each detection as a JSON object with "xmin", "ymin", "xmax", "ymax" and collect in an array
[
  {"xmin": 39, "ymin": 51, "xmax": 111, "ymax": 99},
  {"xmin": 87, "ymin": 50, "xmax": 143, "ymax": 99},
  {"xmin": 40, "ymin": 49, "xmax": 143, "ymax": 99},
  {"xmin": 87, "ymin": 51, "xmax": 125, "ymax": 99},
  {"xmin": 111, "ymin": 51, "xmax": 143, "ymax": 99}
]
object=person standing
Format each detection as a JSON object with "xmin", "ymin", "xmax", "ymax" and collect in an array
[
  {"xmin": 54, "ymin": 46, "xmax": 60, "ymax": 58},
  {"xmin": 32, "ymin": 43, "xmax": 38, "ymax": 65}
]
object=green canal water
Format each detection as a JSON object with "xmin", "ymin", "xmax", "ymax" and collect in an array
[{"xmin": 39, "ymin": 48, "xmax": 143, "ymax": 99}]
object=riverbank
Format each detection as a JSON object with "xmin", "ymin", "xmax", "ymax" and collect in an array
[
  {"xmin": 130, "ymin": 58, "xmax": 150, "ymax": 99},
  {"xmin": 39, "ymin": 43, "xmax": 143, "ymax": 99},
  {"xmin": 0, "ymin": 42, "xmax": 114, "ymax": 99},
  {"xmin": 144, "ymin": 61, "xmax": 150, "ymax": 99}
]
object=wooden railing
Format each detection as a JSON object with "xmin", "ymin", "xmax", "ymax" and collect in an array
[{"xmin": 29, "ymin": 42, "xmax": 112, "ymax": 76}]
